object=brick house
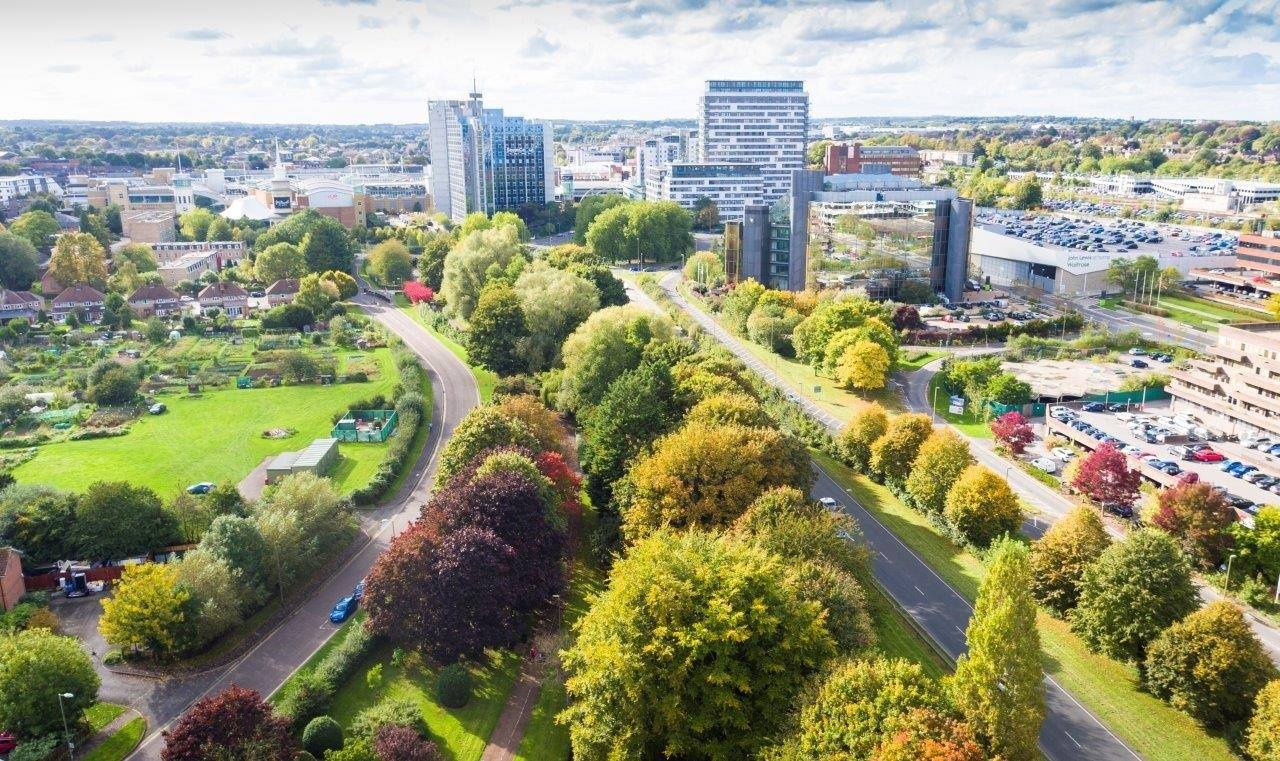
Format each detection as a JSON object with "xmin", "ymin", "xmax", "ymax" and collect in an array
[
  {"xmin": 264, "ymin": 278, "xmax": 300, "ymax": 307},
  {"xmin": 128, "ymin": 283, "xmax": 182, "ymax": 318},
  {"xmin": 0, "ymin": 289, "xmax": 41, "ymax": 322},
  {"xmin": 0, "ymin": 548, "xmax": 24, "ymax": 612},
  {"xmin": 198, "ymin": 281, "xmax": 250, "ymax": 317},
  {"xmin": 51, "ymin": 285, "xmax": 106, "ymax": 323}
]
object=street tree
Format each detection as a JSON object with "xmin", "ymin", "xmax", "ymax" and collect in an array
[
  {"xmin": 573, "ymin": 194, "xmax": 629, "ymax": 245},
  {"xmin": 72, "ymin": 481, "xmax": 177, "ymax": 560},
  {"xmin": 869, "ymin": 413, "xmax": 933, "ymax": 489},
  {"xmin": 1150, "ymin": 479, "xmax": 1236, "ymax": 569},
  {"xmin": 720, "ymin": 279, "xmax": 765, "ymax": 335},
  {"xmin": 513, "ymin": 260, "xmax": 600, "ymax": 372},
  {"xmin": 556, "ymin": 305, "xmax": 673, "ymax": 412},
  {"xmin": 434, "ymin": 405, "xmax": 539, "ymax": 487},
  {"xmin": 1248, "ymin": 679, "xmax": 1280, "ymax": 761},
  {"xmin": 834, "ymin": 339, "xmax": 891, "ymax": 391},
  {"xmin": 0, "ymin": 629, "xmax": 99, "ymax": 738},
  {"xmin": 904, "ymin": 428, "xmax": 973, "ymax": 514},
  {"xmin": 944, "ymin": 465, "xmax": 1024, "ymax": 547},
  {"xmin": 1029, "ymin": 506, "xmax": 1112, "ymax": 616},
  {"xmin": 579, "ymin": 361, "xmax": 677, "ymax": 506},
  {"xmin": 174, "ymin": 548, "xmax": 243, "ymax": 647},
  {"xmin": 991, "ymin": 411, "xmax": 1035, "ymax": 454},
  {"xmin": 368, "ymin": 239, "xmax": 414, "ymax": 284},
  {"xmin": 99, "ymin": 562, "xmax": 197, "ymax": 657},
  {"xmin": 1071, "ymin": 442, "xmax": 1141, "ymax": 507},
  {"xmin": 839, "ymin": 402, "xmax": 889, "ymax": 472},
  {"xmin": 162, "ymin": 685, "xmax": 294, "ymax": 761}
]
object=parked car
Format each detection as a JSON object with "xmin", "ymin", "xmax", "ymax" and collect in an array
[
  {"xmin": 818, "ymin": 497, "xmax": 839, "ymax": 510},
  {"xmin": 1168, "ymin": 445, "xmax": 1193, "ymax": 460},
  {"xmin": 1115, "ymin": 412, "xmax": 1135, "ymax": 422},
  {"xmin": 1107, "ymin": 403, "xmax": 1128, "ymax": 412},
  {"xmin": 186, "ymin": 482, "xmax": 215, "ymax": 494},
  {"xmin": 1128, "ymin": 347, "xmax": 1148, "ymax": 356},
  {"xmin": 1131, "ymin": 359, "xmax": 1149, "ymax": 369},
  {"xmin": 1051, "ymin": 447, "xmax": 1076, "ymax": 462},
  {"xmin": 1244, "ymin": 471, "xmax": 1272, "ymax": 484},
  {"xmin": 1081, "ymin": 402, "xmax": 1106, "ymax": 412},
  {"xmin": 1227, "ymin": 495, "xmax": 1256, "ymax": 510},
  {"xmin": 1192, "ymin": 449, "xmax": 1226, "ymax": 462},
  {"xmin": 1232, "ymin": 465, "xmax": 1259, "ymax": 478},
  {"xmin": 1030, "ymin": 457, "xmax": 1058, "ymax": 473},
  {"xmin": 1221, "ymin": 460, "xmax": 1243, "ymax": 472},
  {"xmin": 329, "ymin": 595, "xmax": 358, "ymax": 624},
  {"xmin": 353, "ymin": 578, "xmax": 366, "ymax": 600},
  {"xmin": 149, "ymin": 403, "xmax": 166, "ymax": 415},
  {"xmin": 1102, "ymin": 502, "xmax": 1135, "ymax": 519}
]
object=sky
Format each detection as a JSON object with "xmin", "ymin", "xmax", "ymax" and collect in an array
[{"xmin": 5, "ymin": 0, "xmax": 1280, "ymax": 124}]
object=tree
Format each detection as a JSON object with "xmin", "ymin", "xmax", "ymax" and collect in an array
[
  {"xmin": 684, "ymin": 392, "xmax": 770, "ymax": 429},
  {"xmin": 441, "ymin": 225, "xmax": 525, "ymax": 321},
  {"xmin": 495, "ymin": 394, "xmax": 564, "ymax": 455},
  {"xmin": 683, "ymin": 251, "xmax": 725, "ymax": 287},
  {"xmin": 952, "ymin": 538, "xmax": 1044, "ymax": 760},
  {"xmin": 99, "ymin": 562, "xmax": 196, "ymax": 657},
  {"xmin": 418, "ymin": 231, "xmax": 451, "ymax": 290},
  {"xmin": 870, "ymin": 708, "xmax": 984, "ymax": 761},
  {"xmin": 299, "ymin": 219, "xmax": 355, "ymax": 273},
  {"xmin": 787, "ymin": 560, "xmax": 875, "ymax": 652},
  {"xmin": 791, "ymin": 657, "xmax": 950, "ymax": 759},
  {"xmin": 179, "ymin": 208, "xmax": 219, "ymax": 242},
  {"xmin": 0, "ymin": 485, "xmax": 77, "ymax": 564},
  {"xmin": 985, "ymin": 373, "xmax": 1032, "ymax": 406},
  {"xmin": 1150, "ymin": 479, "xmax": 1236, "ymax": 569},
  {"xmin": 513, "ymin": 260, "xmax": 600, "ymax": 372},
  {"xmin": 1029, "ymin": 506, "xmax": 1112, "ymax": 617},
  {"xmin": 205, "ymin": 217, "xmax": 233, "ymax": 242},
  {"xmin": 200, "ymin": 514, "xmax": 269, "ymax": 608},
  {"xmin": 8, "ymin": 210, "xmax": 60, "ymax": 252},
  {"xmin": 991, "ymin": 411, "xmax": 1034, "ymax": 454},
  {"xmin": 1248, "ymin": 679, "xmax": 1280, "ymax": 761},
  {"xmin": 1010, "ymin": 176, "xmax": 1043, "ymax": 210},
  {"xmin": 303, "ymin": 716, "xmax": 344, "ymax": 756},
  {"xmin": 570, "ymin": 263, "xmax": 628, "ymax": 307},
  {"xmin": 745, "ymin": 302, "xmax": 803, "ymax": 355},
  {"xmin": 252, "ymin": 473, "xmax": 355, "ymax": 595},
  {"xmin": 174, "ymin": 548, "xmax": 243, "ymax": 646},
  {"xmin": 1071, "ymin": 442, "xmax": 1141, "ymax": 507},
  {"xmin": 48, "ymin": 231, "xmax": 107, "ymax": 286},
  {"xmin": 839, "ymin": 402, "xmax": 889, "ymax": 472},
  {"xmin": 834, "ymin": 339, "xmax": 891, "ymax": 391},
  {"xmin": 580, "ymin": 361, "xmax": 677, "ymax": 506},
  {"xmin": 465, "ymin": 282, "xmax": 528, "ymax": 376},
  {"xmin": 692, "ymin": 196, "xmax": 720, "ymax": 231},
  {"xmin": 113, "ymin": 242, "xmax": 158, "ymax": 273},
  {"xmin": 944, "ymin": 465, "xmax": 1024, "ymax": 547},
  {"xmin": 403, "ymin": 281, "xmax": 434, "ymax": 304},
  {"xmin": 560, "ymin": 531, "xmax": 834, "ymax": 761},
  {"xmin": 261, "ymin": 302, "xmax": 314, "ymax": 331},
  {"xmin": 1143, "ymin": 601, "xmax": 1277, "ymax": 728},
  {"xmin": 792, "ymin": 296, "xmax": 889, "ymax": 366},
  {"xmin": 73, "ymin": 481, "xmax": 177, "ymax": 559},
  {"xmin": 374, "ymin": 724, "xmax": 443, "ymax": 761},
  {"xmin": 87, "ymin": 365, "xmax": 140, "ymax": 405},
  {"xmin": 0, "ymin": 629, "xmax": 99, "ymax": 738},
  {"xmin": 573, "ymin": 193, "xmax": 629, "ymax": 244},
  {"xmin": 434, "ymin": 405, "xmax": 538, "ymax": 487},
  {"xmin": 557, "ymin": 305, "xmax": 673, "ymax": 412},
  {"xmin": 904, "ymin": 428, "xmax": 973, "ymax": 514},
  {"xmin": 1070, "ymin": 529, "xmax": 1198, "ymax": 663},
  {"xmin": 253, "ymin": 242, "xmax": 306, "ymax": 282},
  {"xmin": 732, "ymin": 486, "xmax": 869, "ymax": 578},
  {"xmin": 162, "ymin": 684, "xmax": 294, "ymax": 761},
  {"xmin": 1231, "ymin": 505, "xmax": 1280, "ymax": 586},
  {"xmin": 821, "ymin": 319, "xmax": 898, "ymax": 374},
  {"xmin": 618, "ymin": 421, "xmax": 811, "ymax": 541},
  {"xmin": 869, "ymin": 413, "xmax": 933, "ymax": 488},
  {"xmin": 585, "ymin": 201, "xmax": 692, "ymax": 264},
  {"xmin": 0, "ymin": 232, "xmax": 40, "ymax": 290},
  {"xmin": 720, "ymin": 279, "xmax": 765, "ymax": 335},
  {"xmin": 368, "ymin": 239, "xmax": 414, "ymax": 285},
  {"xmin": 295, "ymin": 273, "xmax": 340, "ymax": 316}
]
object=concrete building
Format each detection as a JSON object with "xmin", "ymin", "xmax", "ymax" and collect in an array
[
  {"xmin": 919, "ymin": 149, "xmax": 975, "ymax": 168},
  {"xmin": 352, "ymin": 180, "xmax": 429, "ymax": 226},
  {"xmin": 1087, "ymin": 175, "xmax": 1280, "ymax": 212},
  {"xmin": 127, "ymin": 283, "xmax": 182, "ymax": 318},
  {"xmin": 51, "ymin": 285, "xmax": 105, "ymax": 323},
  {"xmin": 0, "ymin": 174, "xmax": 62, "ymax": 203},
  {"xmin": 153, "ymin": 241, "xmax": 245, "ymax": 286},
  {"xmin": 121, "ymin": 210, "xmax": 177, "ymax": 244},
  {"xmin": 698, "ymin": 80, "xmax": 808, "ymax": 204},
  {"xmin": 645, "ymin": 163, "xmax": 763, "ymax": 221},
  {"xmin": 266, "ymin": 438, "xmax": 339, "ymax": 483},
  {"xmin": 824, "ymin": 143, "xmax": 921, "ymax": 177},
  {"xmin": 1168, "ymin": 322, "xmax": 1280, "ymax": 439}
]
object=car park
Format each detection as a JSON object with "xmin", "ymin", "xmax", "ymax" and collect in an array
[{"xmin": 1031, "ymin": 457, "xmax": 1058, "ymax": 473}]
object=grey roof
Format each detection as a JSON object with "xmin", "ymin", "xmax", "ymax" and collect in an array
[{"xmin": 294, "ymin": 437, "xmax": 337, "ymax": 468}]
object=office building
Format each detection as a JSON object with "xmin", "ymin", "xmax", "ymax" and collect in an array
[
  {"xmin": 1168, "ymin": 322, "xmax": 1280, "ymax": 439},
  {"xmin": 121, "ymin": 210, "xmax": 177, "ymax": 244},
  {"xmin": 428, "ymin": 89, "xmax": 553, "ymax": 223},
  {"xmin": 645, "ymin": 163, "xmax": 763, "ymax": 221},
  {"xmin": 824, "ymin": 143, "xmax": 920, "ymax": 177},
  {"xmin": 0, "ymin": 174, "xmax": 62, "ymax": 203},
  {"xmin": 698, "ymin": 80, "xmax": 808, "ymax": 204}
]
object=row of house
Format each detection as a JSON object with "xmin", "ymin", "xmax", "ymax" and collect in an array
[{"xmin": 0, "ymin": 278, "xmax": 301, "ymax": 324}]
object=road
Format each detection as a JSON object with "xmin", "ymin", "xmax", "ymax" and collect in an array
[
  {"xmin": 123, "ymin": 295, "xmax": 479, "ymax": 759},
  {"xmin": 1074, "ymin": 297, "xmax": 1213, "ymax": 352},
  {"xmin": 650, "ymin": 272, "xmax": 1141, "ymax": 761}
]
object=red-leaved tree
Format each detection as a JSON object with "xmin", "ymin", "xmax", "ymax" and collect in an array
[
  {"xmin": 162, "ymin": 685, "xmax": 294, "ymax": 761},
  {"xmin": 991, "ymin": 411, "xmax": 1035, "ymax": 454},
  {"xmin": 535, "ymin": 450, "xmax": 583, "ymax": 521},
  {"xmin": 1152, "ymin": 479, "xmax": 1237, "ymax": 569},
  {"xmin": 374, "ymin": 723, "xmax": 444, "ymax": 761},
  {"xmin": 1071, "ymin": 442, "xmax": 1141, "ymax": 507},
  {"xmin": 404, "ymin": 281, "xmax": 434, "ymax": 304}
]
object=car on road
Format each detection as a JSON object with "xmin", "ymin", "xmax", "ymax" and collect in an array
[
  {"xmin": 186, "ymin": 482, "xmax": 215, "ymax": 494},
  {"xmin": 1081, "ymin": 402, "xmax": 1106, "ymax": 412},
  {"xmin": 1191, "ymin": 449, "xmax": 1226, "ymax": 462},
  {"xmin": 353, "ymin": 578, "xmax": 365, "ymax": 600},
  {"xmin": 818, "ymin": 497, "xmax": 839, "ymax": 510},
  {"xmin": 1030, "ymin": 457, "xmax": 1058, "ymax": 473},
  {"xmin": 329, "ymin": 595, "xmax": 358, "ymax": 624}
]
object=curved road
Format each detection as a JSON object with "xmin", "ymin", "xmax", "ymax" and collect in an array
[
  {"xmin": 123, "ymin": 295, "xmax": 479, "ymax": 759},
  {"xmin": 648, "ymin": 273, "xmax": 1141, "ymax": 761}
]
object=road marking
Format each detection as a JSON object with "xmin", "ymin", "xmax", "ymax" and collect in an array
[
  {"xmin": 955, "ymin": 625, "xmax": 965, "ymax": 635},
  {"xmin": 913, "ymin": 585, "xmax": 925, "ymax": 595},
  {"xmin": 1064, "ymin": 731, "xmax": 1082, "ymax": 749}
]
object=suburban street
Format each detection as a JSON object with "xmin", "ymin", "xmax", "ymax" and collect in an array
[
  {"xmin": 120, "ymin": 295, "xmax": 479, "ymax": 759},
  {"xmin": 648, "ymin": 272, "xmax": 1142, "ymax": 761}
]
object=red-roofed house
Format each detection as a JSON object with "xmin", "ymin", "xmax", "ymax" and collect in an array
[
  {"xmin": 128, "ymin": 283, "xmax": 182, "ymax": 318},
  {"xmin": 51, "ymin": 285, "xmax": 105, "ymax": 323},
  {"xmin": 0, "ymin": 289, "xmax": 41, "ymax": 322},
  {"xmin": 264, "ymin": 278, "xmax": 300, "ymax": 307},
  {"xmin": 198, "ymin": 281, "xmax": 249, "ymax": 317}
]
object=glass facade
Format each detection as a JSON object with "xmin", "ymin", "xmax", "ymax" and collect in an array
[
  {"xmin": 806, "ymin": 199, "xmax": 941, "ymax": 300},
  {"xmin": 481, "ymin": 111, "xmax": 549, "ymax": 213}
]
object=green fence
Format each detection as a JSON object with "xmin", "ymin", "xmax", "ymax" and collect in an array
[
  {"xmin": 331, "ymin": 409, "xmax": 398, "ymax": 442},
  {"xmin": 988, "ymin": 385, "xmax": 1170, "ymax": 418}
]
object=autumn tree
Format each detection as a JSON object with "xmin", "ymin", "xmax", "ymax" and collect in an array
[
  {"xmin": 1029, "ymin": 506, "xmax": 1112, "ymax": 616},
  {"xmin": 870, "ymin": 708, "xmax": 984, "ymax": 761},
  {"xmin": 296, "ymin": 272, "xmax": 340, "ymax": 316},
  {"xmin": 1248, "ymin": 679, "xmax": 1280, "ymax": 761},
  {"xmin": 869, "ymin": 413, "xmax": 933, "ymax": 489},
  {"xmin": 1070, "ymin": 529, "xmax": 1198, "ymax": 663},
  {"xmin": 162, "ymin": 684, "xmax": 294, "ymax": 761},
  {"xmin": 834, "ymin": 339, "xmax": 891, "ymax": 391},
  {"xmin": 465, "ymin": 281, "xmax": 528, "ymax": 376},
  {"xmin": 434, "ymin": 405, "xmax": 538, "ymax": 487},
  {"xmin": 1071, "ymin": 443, "xmax": 1141, "ymax": 507},
  {"xmin": 99, "ymin": 562, "xmax": 197, "ymax": 657},
  {"xmin": 944, "ymin": 465, "xmax": 1024, "ymax": 547},
  {"xmin": 792, "ymin": 296, "xmax": 890, "ymax": 367},
  {"xmin": 373, "ymin": 724, "xmax": 443, "ymax": 761},
  {"xmin": 0, "ymin": 629, "xmax": 99, "ymax": 738},
  {"xmin": 560, "ymin": 531, "xmax": 834, "ymax": 760},
  {"xmin": 683, "ymin": 392, "xmax": 771, "ymax": 429},
  {"xmin": 49, "ymin": 231, "xmax": 108, "ymax": 285},
  {"xmin": 732, "ymin": 487, "xmax": 868, "ymax": 576},
  {"xmin": 904, "ymin": 428, "xmax": 973, "ymax": 514},
  {"xmin": 952, "ymin": 538, "xmax": 1044, "ymax": 760},
  {"xmin": 839, "ymin": 403, "xmax": 889, "ymax": 472},
  {"xmin": 991, "ymin": 411, "xmax": 1035, "ymax": 454},
  {"xmin": 1150, "ymin": 479, "xmax": 1236, "ymax": 569},
  {"xmin": 495, "ymin": 394, "xmax": 564, "ymax": 454},
  {"xmin": 617, "ymin": 421, "xmax": 811, "ymax": 540},
  {"xmin": 1143, "ymin": 601, "xmax": 1277, "ymax": 728},
  {"xmin": 720, "ymin": 279, "xmax": 765, "ymax": 335}
]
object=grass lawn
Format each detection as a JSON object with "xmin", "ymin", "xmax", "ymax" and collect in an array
[
  {"xmin": 1156, "ymin": 293, "xmax": 1272, "ymax": 329},
  {"xmin": 401, "ymin": 304, "xmax": 498, "ymax": 403},
  {"xmin": 82, "ymin": 717, "xmax": 145, "ymax": 761},
  {"xmin": 12, "ymin": 349, "xmax": 400, "ymax": 496},
  {"xmin": 812, "ymin": 450, "xmax": 1238, "ymax": 761},
  {"xmin": 926, "ymin": 375, "xmax": 994, "ymax": 439},
  {"xmin": 85, "ymin": 702, "xmax": 126, "ymax": 732},
  {"xmin": 328, "ymin": 647, "xmax": 521, "ymax": 761},
  {"xmin": 896, "ymin": 348, "xmax": 949, "ymax": 372}
]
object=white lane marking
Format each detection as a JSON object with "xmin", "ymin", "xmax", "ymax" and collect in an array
[
  {"xmin": 1064, "ymin": 731, "xmax": 1082, "ymax": 749},
  {"xmin": 913, "ymin": 585, "xmax": 925, "ymax": 595}
]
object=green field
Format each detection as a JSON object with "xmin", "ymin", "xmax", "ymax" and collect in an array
[
  {"xmin": 812, "ymin": 450, "xmax": 1238, "ymax": 761},
  {"xmin": 83, "ymin": 717, "xmax": 145, "ymax": 761},
  {"xmin": 12, "ymin": 349, "xmax": 401, "ymax": 496}
]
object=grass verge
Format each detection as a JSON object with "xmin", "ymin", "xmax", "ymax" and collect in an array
[
  {"xmin": 269, "ymin": 611, "xmax": 368, "ymax": 706},
  {"xmin": 402, "ymin": 305, "xmax": 498, "ymax": 403},
  {"xmin": 812, "ymin": 449, "xmax": 1238, "ymax": 761},
  {"xmin": 927, "ymin": 375, "xmax": 994, "ymax": 439},
  {"xmin": 896, "ymin": 348, "xmax": 949, "ymax": 372},
  {"xmin": 84, "ymin": 702, "xmax": 125, "ymax": 732},
  {"xmin": 83, "ymin": 717, "xmax": 145, "ymax": 761}
]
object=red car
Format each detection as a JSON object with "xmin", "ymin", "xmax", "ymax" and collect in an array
[
  {"xmin": 0, "ymin": 731, "xmax": 16, "ymax": 753},
  {"xmin": 1192, "ymin": 449, "xmax": 1226, "ymax": 462}
]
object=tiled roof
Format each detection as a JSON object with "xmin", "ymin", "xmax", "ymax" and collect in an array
[
  {"xmin": 265, "ymin": 278, "xmax": 300, "ymax": 295},
  {"xmin": 52, "ymin": 285, "xmax": 105, "ymax": 304},
  {"xmin": 198, "ymin": 281, "xmax": 249, "ymax": 299},
  {"xmin": 128, "ymin": 283, "xmax": 180, "ymax": 302}
]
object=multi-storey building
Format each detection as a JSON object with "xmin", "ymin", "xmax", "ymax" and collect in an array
[
  {"xmin": 0, "ymin": 174, "xmax": 62, "ymax": 204},
  {"xmin": 428, "ymin": 89, "xmax": 553, "ymax": 223},
  {"xmin": 1168, "ymin": 322, "xmax": 1280, "ymax": 439},
  {"xmin": 824, "ymin": 143, "xmax": 921, "ymax": 178},
  {"xmin": 1237, "ymin": 231, "xmax": 1280, "ymax": 274},
  {"xmin": 645, "ymin": 163, "xmax": 763, "ymax": 221},
  {"xmin": 698, "ymin": 80, "xmax": 808, "ymax": 204}
]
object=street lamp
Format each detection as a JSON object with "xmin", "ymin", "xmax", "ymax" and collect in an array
[
  {"xmin": 1225, "ymin": 553, "xmax": 1238, "ymax": 593},
  {"xmin": 57, "ymin": 692, "xmax": 75, "ymax": 759}
]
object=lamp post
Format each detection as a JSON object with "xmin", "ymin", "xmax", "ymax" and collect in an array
[
  {"xmin": 57, "ymin": 692, "xmax": 74, "ymax": 759},
  {"xmin": 1226, "ymin": 553, "xmax": 1238, "ymax": 593}
]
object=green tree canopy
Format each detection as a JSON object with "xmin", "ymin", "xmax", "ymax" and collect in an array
[
  {"xmin": 1029, "ymin": 506, "xmax": 1112, "ymax": 617},
  {"xmin": 0, "ymin": 232, "xmax": 40, "ymax": 290},
  {"xmin": 513, "ymin": 260, "xmax": 600, "ymax": 372},
  {"xmin": 556, "ymin": 305, "xmax": 673, "ymax": 412},
  {"xmin": 465, "ymin": 281, "xmax": 529, "ymax": 376},
  {"xmin": 8, "ymin": 210, "xmax": 60, "ymax": 252},
  {"xmin": 254, "ymin": 242, "xmax": 307, "ymax": 283},
  {"xmin": 367, "ymin": 239, "xmax": 414, "ymax": 285},
  {"xmin": 904, "ymin": 428, "xmax": 973, "ymax": 514},
  {"xmin": 0, "ymin": 629, "xmax": 100, "ymax": 737},
  {"xmin": 72, "ymin": 481, "xmax": 177, "ymax": 559},
  {"xmin": 441, "ymin": 225, "xmax": 526, "ymax": 321}
]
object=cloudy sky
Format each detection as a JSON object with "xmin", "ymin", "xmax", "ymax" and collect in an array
[{"xmin": 5, "ymin": 0, "xmax": 1280, "ymax": 124}]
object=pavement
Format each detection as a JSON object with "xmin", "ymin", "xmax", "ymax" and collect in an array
[
  {"xmin": 119, "ymin": 294, "xmax": 479, "ymax": 759},
  {"xmin": 649, "ymin": 272, "xmax": 1140, "ymax": 761}
]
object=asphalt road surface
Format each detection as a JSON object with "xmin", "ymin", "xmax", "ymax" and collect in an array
[
  {"xmin": 125, "ymin": 294, "xmax": 478, "ymax": 759},
  {"xmin": 1075, "ymin": 297, "xmax": 1213, "ymax": 352},
  {"xmin": 655, "ymin": 272, "xmax": 1141, "ymax": 761}
]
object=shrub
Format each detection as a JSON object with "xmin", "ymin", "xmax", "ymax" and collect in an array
[
  {"xmin": 9, "ymin": 735, "xmax": 59, "ymax": 761},
  {"xmin": 436, "ymin": 662, "xmax": 473, "ymax": 708},
  {"xmin": 302, "ymin": 716, "xmax": 344, "ymax": 756},
  {"xmin": 366, "ymin": 663, "xmax": 384, "ymax": 690},
  {"xmin": 350, "ymin": 697, "xmax": 426, "ymax": 740},
  {"xmin": 374, "ymin": 724, "xmax": 443, "ymax": 761}
]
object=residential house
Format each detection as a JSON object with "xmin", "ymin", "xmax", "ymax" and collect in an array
[
  {"xmin": 0, "ymin": 548, "xmax": 24, "ymax": 612},
  {"xmin": 127, "ymin": 283, "xmax": 182, "ymax": 318},
  {"xmin": 51, "ymin": 285, "xmax": 105, "ymax": 323},
  {"xmin": 39, "ymin": 270, "xmax": 67, "ymax": 296},
  {"xmin": 198, "ymin": 281, "xmax": 249, "ymax": 317},
  {"xmin": 265, "ymin": 278, "xmax": 300, "ymax": 307},
  {"xmin": 0, "ymin": 289, "xmax": 41, "ymax": 322}
]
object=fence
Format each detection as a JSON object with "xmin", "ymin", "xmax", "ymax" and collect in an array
[
  {"xmin": 23, "ymin": 565, "xmax": 123, "ymax": 592},
  {"xmin": 331, "ymin": 409, "xmax": 399, "ymax": 442}
]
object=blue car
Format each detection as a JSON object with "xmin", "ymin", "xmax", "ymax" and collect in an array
[
  {"xmin": 329, "ymin": 595, "xmax": 357, "ymax": 624},
  {"xmin": 1234, "ymin": 465, "xmax": 1258, "ymax": 478},
  {"xmin": 1222, "ymin": 460, "xmax": 1242, "ymax": 472}
]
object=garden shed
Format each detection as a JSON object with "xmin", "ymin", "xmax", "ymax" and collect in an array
[{"xmin": 265, "ymin": 437, "xmax": 339, "ymax": 484}]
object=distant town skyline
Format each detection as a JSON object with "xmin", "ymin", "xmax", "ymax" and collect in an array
[{"xmin": 5, "ymin": 0, "xmax": 1280, "ymax": 124}]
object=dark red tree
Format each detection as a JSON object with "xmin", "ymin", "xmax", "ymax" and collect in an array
[
  {"xmin": 535, "ymin": 450, "xmax": 582, "ymax": 520},
  {"xmin": 1152, "ymin": 479, "xmax": 1237, "ymax": 568},
  {"xmin": 374, "ymin": 724, "xmax": 444, "ymax": 761},
  {"xmin": 1071, "ymin": 442, "xmax": 1142, "ymax": 507},
  {"xmin": 991, "ymin": 411, "xmax": 1035, "ymax": 454},
  {"xmin": 891, "ymin": 304, "xmax": 924, "ymax": 330},
  {"xmin": 162, "ymin": 685, "xmax": 294, "ymax": 761}
]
